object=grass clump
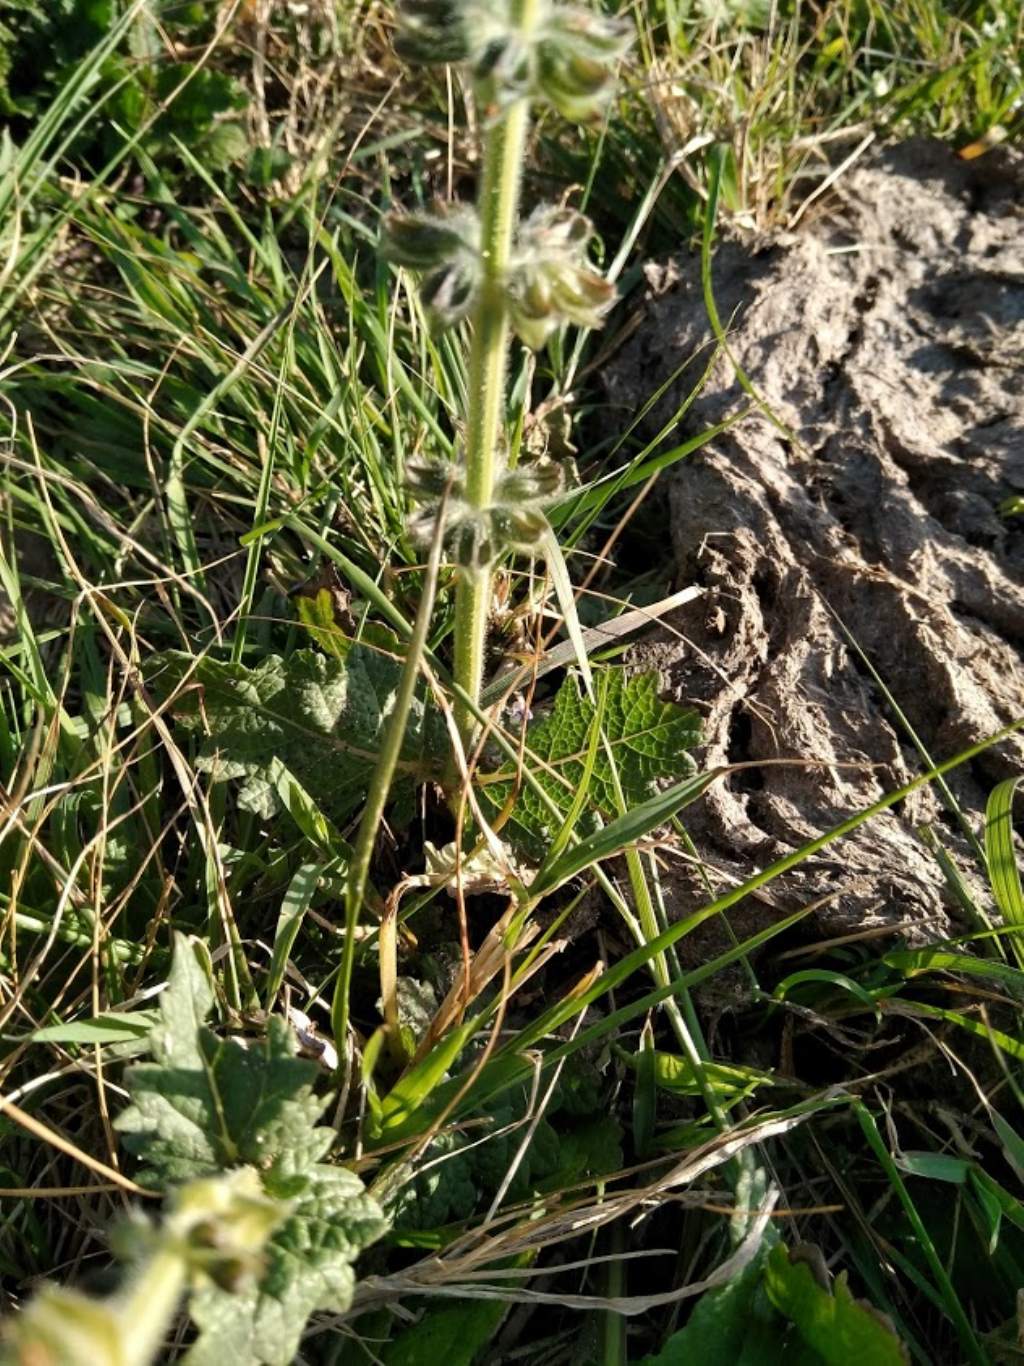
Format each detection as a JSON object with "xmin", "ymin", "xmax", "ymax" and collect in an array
[{"xmin": 0, "ymin": 1, "xmax": 1022, "ymax": 1363}]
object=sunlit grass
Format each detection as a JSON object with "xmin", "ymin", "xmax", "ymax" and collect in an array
[{"xmin": 0, "ymin": 0, "xmax": 1022, "ymax": 1360}]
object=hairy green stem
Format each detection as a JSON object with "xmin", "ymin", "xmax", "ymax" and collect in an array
[
  {"xmin": 116, "ymin": 1246, "xmax": 188, "ymax": 1366},
  {"xmin": 452, "ymin": 0, "xmax": 539, "ymax": 744}
]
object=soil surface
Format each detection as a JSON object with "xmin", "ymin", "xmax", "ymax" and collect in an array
[{"xmin": 607, "ymin": 138, "xmax": 1024, "ymax": 962}]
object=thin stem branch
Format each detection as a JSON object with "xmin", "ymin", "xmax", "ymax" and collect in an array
[{"xmin": 332, "ymin": 492, "xmax": 448, "ymax": 1056}]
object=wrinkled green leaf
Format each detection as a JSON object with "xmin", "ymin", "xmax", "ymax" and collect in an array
[
  {"xmin": 386, "ymin": 1069, "xmax": 613, "ymax": 1235},
  {"xmin": 115, "ymin": 936, "xmax": 388, "ymax": 1366},
  {"xmin": 185, "ymin": 1165, "xmax": 388, "ymax": 1366},
  {"xmin": 538, "ymin": 1115, "xmax": 623, "ymax": 1191},
  {"xmin": 480, "ymin": 669, "xmax": 700, "ymax": 859},
  {"xmin": 389, "ymin": 1131, "xmax": 480, "ymax": 1233},
  {"xmin": 115, "ymin": 937, "xmax": 331, "ymax": 1185},
  {"xmin": 635, "ymin": 1247, "xmax": 808, "ymax": 1365},
  {"xmin": 150, "ymin": 645, "xmax": 438, "ymax": 822},
  {"xmin": 390, "ymin": 1087, "xmax": 564, "ymax": 1233}
]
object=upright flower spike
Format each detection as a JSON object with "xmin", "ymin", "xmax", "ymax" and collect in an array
[{"xmin": 386, "ymin": 0, "xmax": 630, "ymax": 748}]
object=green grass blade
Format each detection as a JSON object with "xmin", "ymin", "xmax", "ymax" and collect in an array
[
  {"xmin": 531, "ymin": 769, "xmax": 718, "ymax": 898},
  {"xmin": 265, "ymin": 862, "xmax": 325, "ymax": 1012},
  {"xmin": 883, "ymin": 946, "xmax": 1024, "ymax": 992},
  {"xmin": 985, "ymin": 778, "xmax": 1024, "ymax": 962},
  {"xmin": 854, "ymin": 1102, "xmax": 987, "ymax": 1366}
]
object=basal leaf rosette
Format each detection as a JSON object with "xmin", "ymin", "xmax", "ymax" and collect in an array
[
  {"xmin": 395, "ymin": 0, "xmax": 632, "ymax": 123},
  {"xmin": 114, "ymin": 936, "xmax": 389, "ymax": 1366}
]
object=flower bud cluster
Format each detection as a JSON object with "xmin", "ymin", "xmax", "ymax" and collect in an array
[
  {"xmin": 2, "ymin": 1170, "xmax": 284, "ymax": 1366},
  {"xmin": 509, "ymin": 204, "xmax": 615, "ymax": 348},
  {"xmin": 395, "ymin": 0, "xmax": 632, "ymax": 123},
  {"xmin": 170, "ymin": 1168, "xmax": 284, "ymax": 1292},
  {"xmin": 381, "ymin": 204, "xmax": 482, "ymax": 331},
  {"xmin": 405, "ymin": 454, "xmax": 564, "ymax": 573},
  {"xmin": 112, "ymin": 1167, "xmax": 285, "ymax": 1293},
  {"xmin": 382, "ymin": 202, "xmax": 613, "ymax": 346}
]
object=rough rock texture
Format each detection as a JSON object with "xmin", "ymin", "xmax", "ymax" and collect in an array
[{"xmin": 607, "ymin": 138, "xmax": 1023, "ymax": 957}]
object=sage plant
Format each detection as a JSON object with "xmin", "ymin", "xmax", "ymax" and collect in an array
[{"xmin": 383, "ymin": 0, "xmax": 631, "ymax": 745}]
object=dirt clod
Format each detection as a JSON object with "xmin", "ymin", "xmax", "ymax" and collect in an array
[{"xmin": 608, "ymin": 138, "xmax": 1024, "ymax": 953}]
